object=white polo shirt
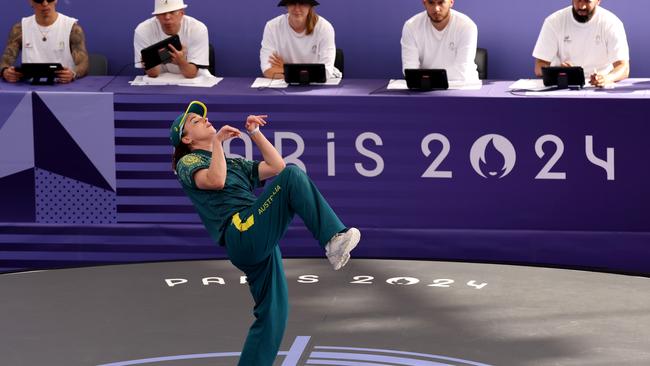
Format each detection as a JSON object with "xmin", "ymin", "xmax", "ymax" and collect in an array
[
  {"xmin": 532, "ymin": 6, "xmax": 629, "ymax": 76},
  {"xmin": 21, "ymin": 13, "xmax": 77, "ymax": 71},
  {"xmin": 260, "ymin": 14, "xmax": 341, "ymax": 79},
  {"xmin": 401, "ymin": 10, "xmax": 479, "ymax": 82},
  {"xmin": 134, "ymin": 15, "xmax": 209, "ymax": 74}
]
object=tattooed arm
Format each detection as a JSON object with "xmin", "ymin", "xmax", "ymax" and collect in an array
[
  {"xmin": 56, "ymin": 23, "xmax": 89, "ymax": 83},
  {"xmin": 69, "ymin": 23, "xmax": 89, "ymax": 78},
  {"xmin": 1, "ymin": 22, "xmax": 23, "ymax": 82}
]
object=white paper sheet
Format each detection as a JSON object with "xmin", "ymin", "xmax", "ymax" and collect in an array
[
  {"xmin": 129, "ymin": 70, "xmax": 222, "ymax": 88},
  {"xmin": 387, "ymin": 79, "xmax": 482, "ymax": 90},
  {"xmin": 251, "ymin": 78, "xmax": 289, "ymax": 88},
  {"xmin": 449, "ymin": 80, "xmax": 483, "ymax": 90},
  {"xmin": 386, "ymin": 79, "xmax": 408, "ymax": 90},
  {"xmin": 508, "ymin": 79, "xmax": 619, "ymax": 94},
  {"xmin": 508, "ymin": 78, "xmax": 630, "ymax": 96},
  {"xmin": 250, "ymin": 77, "xmax": 342, "ymax": 88},
  {"xmin": 508, "ymin": 79, "xmax": 546, "ymax": 90}
]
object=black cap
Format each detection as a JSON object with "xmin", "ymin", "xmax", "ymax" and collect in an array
[{"xmin": 277, "ymin": 0, "xmax": 320, "ymax": 6}]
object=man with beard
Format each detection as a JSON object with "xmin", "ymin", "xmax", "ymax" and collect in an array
[
  {"xmin": 533, "ymin": 0, "xmax": 629, "ymax": 87},
  {"xmin": 401, "ymin": 0, "xmax": 479, "ymax": 83},
  {"xmin": 134, "ymin": 0, "xmax": 209, "ymax": 78}
]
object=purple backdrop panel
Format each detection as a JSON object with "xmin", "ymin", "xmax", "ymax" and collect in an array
[
  {"xmin": 0, "ymin": 92, "xmax": 33, "ymax": 179},
  {"xmin": 113, "ymin": 90, "xmax": 650, "ymax": 235},
  {"xmin": 2, "ymin": 81, "xmax": 649, "ymax": 275}
]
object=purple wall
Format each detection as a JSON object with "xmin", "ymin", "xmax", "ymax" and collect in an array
[{"xmin": 1, "ymin": 0, "xmax": 648, "ymax": 79}]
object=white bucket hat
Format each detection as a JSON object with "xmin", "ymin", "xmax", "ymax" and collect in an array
[{"xmin": 152, "ymin": 0, "xmax": 188, "ymax": 15}]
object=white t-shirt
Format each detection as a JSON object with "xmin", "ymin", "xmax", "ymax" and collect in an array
[
  {"xmin": 532, "ymin": 6, "xmax": 629, "ymax": 76},
  {"xmin": 21, "ymin": 13, "xmax": 77, "ymax": 71},
  {"xmin": 260, "ymin": 14, "xmax": 341, "ymax": 79},
  {"xmin": 401, "ymin": 10, "xmax": 479, "ymax": 82},
  {"xmin": 133, "ymin": 15, "xmax": 209, "ymax": 74}
]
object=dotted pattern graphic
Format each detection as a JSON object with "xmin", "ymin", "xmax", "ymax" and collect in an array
[{"xmin": 35, "ymin": 168, "xmax": 117, "ymax": 224}]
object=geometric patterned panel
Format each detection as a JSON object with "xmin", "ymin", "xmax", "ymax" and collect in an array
[
  {"xmin": 37, "ymin": 92, "xmax": 116, "ymax": 190},
  {"xmin": 32, "ymin": 93, "xmax": 114, "ymax": 192},
  {"xmin": 0, "ymin": 93, "xmax": 33, "ymax": 179},
  {"xmin": 35, "ymin": 168, "xmax": 117, "ymax": 224},
  {"xmin": 0, "ymin": 168, "xmax": 35, "ymax": 222},
  {"xmin": 0, "ymin": 92, "xmax": 27, "ymax": 131}
]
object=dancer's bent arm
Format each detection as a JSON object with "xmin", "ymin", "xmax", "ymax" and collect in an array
[
  {"xmin": 194, "ymin": 126, "xmax": 241, "ymax": 190},
  {"xmin": 246, "ymin": 115, "xmax": 286, "ymax": 181}
]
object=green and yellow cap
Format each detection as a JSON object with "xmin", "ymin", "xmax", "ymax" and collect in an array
[{"xmin": 170, "ymin": 100, "xmax": 207, "ymax": 147}]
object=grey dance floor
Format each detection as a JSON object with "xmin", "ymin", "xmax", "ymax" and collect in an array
[{"xmin": 1, "ymin": 259, "xmax": 650, "ymax": 366}]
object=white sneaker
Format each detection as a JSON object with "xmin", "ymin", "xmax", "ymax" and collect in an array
[{"xmin": 325, "ymin": 228, "xmax": 361, "ymax": 270}]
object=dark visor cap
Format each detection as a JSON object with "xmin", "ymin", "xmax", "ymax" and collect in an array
[{"xmin": 277, "ymin": 0, "xmax": 320, "ymax": 6}]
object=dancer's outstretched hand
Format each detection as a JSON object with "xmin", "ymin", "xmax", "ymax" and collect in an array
[
  {"xmin": 215, "ymin": 125, "xmax": 241, "ymax": 143},
  {"xmin": 245, "ymin": 115, "xmax": 268, "ymax": 134}
]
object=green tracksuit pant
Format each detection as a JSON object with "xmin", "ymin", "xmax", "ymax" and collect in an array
[{"xmin": 225, "ymin": 166, "xmax": 346, "ymax": 366}]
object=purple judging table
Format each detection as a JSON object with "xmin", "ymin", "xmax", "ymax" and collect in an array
[{"xmin": 1, "ymin": 76, "xmax": 649, "ymax": 274}]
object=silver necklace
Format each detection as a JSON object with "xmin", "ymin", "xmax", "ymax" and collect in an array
[{"xmin": 36, "ymin": 24, "xmax": 51, "ymax": 42}]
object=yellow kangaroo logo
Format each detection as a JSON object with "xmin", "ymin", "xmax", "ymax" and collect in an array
[{"xmin": 232, "ymin": 213, "xmax": 255, "ymax": 232}]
